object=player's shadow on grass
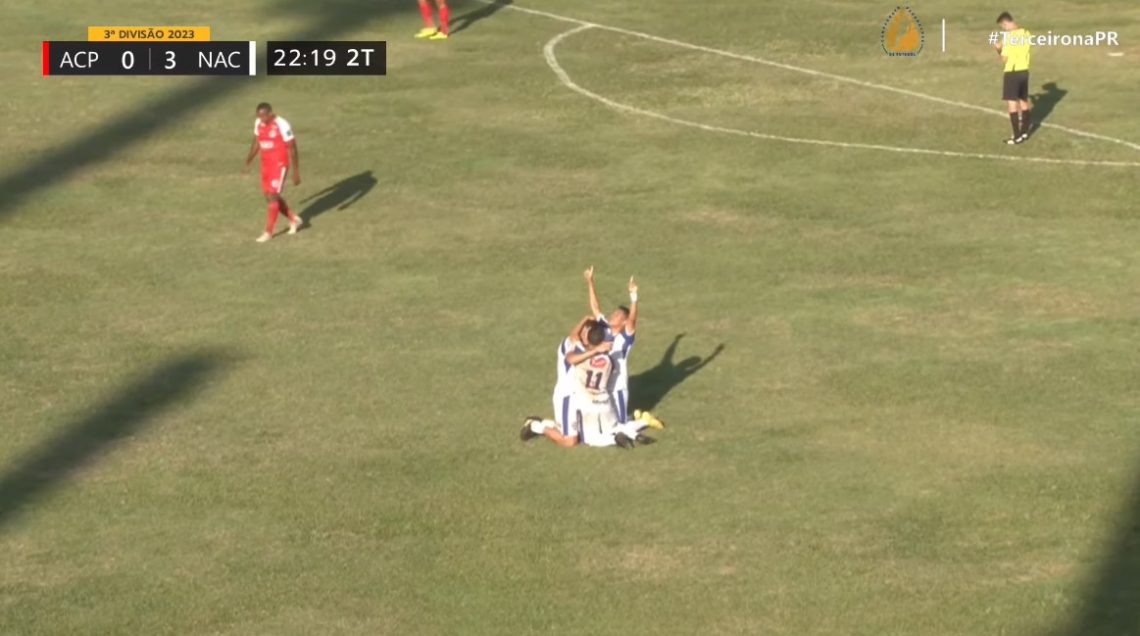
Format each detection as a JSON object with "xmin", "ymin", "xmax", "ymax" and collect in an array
[
  {"xmin": 0, "ymin": 351, "xmax": 233, "ymax": 532},
  {"xmin": 628, "ymin": 334, "xmax": 724, "ymax": 412},
  {"xmin": 1054, "ymin": 462, "xmax": 1140, "ymax": 636},
  {"xmin": 451, "ymin": 0, "xmax": 513, "ymax": 34},
  {"xmin": 0, "ymin": 0, "xmax": 412, "ymax": 223},
  {"xmin": 1030, "ymin": 82, "xmax": 1068, "ymax": 132},
  {"xmin": 298, "ymin": 170, "xmax": 377, "ymax": 225}
]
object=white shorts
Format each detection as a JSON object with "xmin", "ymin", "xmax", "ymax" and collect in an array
[
  {"xmin": 570, "ymin": 395, "xmax": 619, "ymax": 447},
  {"xmin": 553, "ymin": 389, "xmax": 573, "ymax": 430}
]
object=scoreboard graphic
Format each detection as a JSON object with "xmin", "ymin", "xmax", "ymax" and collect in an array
[
  {"xmin": 42, "ymin": 26, "xmax": 386, "ymax": 76},
  {"xmin": 43, "ymin": 41, "xmax": 257, "ymax": 76}
]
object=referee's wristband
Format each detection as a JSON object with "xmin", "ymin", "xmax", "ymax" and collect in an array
[{"xmin": 629, "ymin": 293, "xmax": 638, "ymax": 302}]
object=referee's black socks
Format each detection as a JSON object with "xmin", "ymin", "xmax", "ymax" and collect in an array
[
  {"xmin": 1009, "ymin": 112, "xmax": 1021, "ymax": 138},
  {"xmin": 1020, "ymin": 109, "xmax": 1032, "ymax": 136}
]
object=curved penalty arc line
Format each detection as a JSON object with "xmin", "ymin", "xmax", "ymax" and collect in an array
[
  {"xmin": 489, "ymin": 0, "xmax": 1140, "ymax": 154},
  {"xmin": 543, "ymin": 24, "xmax": 1140, "ymax": 169}
]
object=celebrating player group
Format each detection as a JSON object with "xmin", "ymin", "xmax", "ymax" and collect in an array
[{"xmin": 520, "ymin": 268, "xmax": 664, "ymax": 450}]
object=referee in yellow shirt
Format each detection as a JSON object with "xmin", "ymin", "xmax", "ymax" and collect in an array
[{"xmin": 994, "ymin": 12, "xmax": 1032, "ymax": 144}]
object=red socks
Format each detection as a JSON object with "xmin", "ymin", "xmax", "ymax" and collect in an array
[
  {"xmin": 266, "ymin": 200, "xmax": 280, "ymax": 233},
  {"xmin": 418, "ymin": 1, "xmax": 448, "ymax": 32}
]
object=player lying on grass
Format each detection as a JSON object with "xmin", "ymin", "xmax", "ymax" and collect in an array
[
  {"xmin": 521, "ymin": 320, "xmax": 644, "ymax": 448},
  {"xmin": 242, "ymin": 103, "xmax": 303, "ymax": 243}
]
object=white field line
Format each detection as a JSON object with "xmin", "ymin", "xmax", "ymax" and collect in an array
[
  {"xmin": 483, "ymin": 0, "xmax": 1140, "ymax": 159},
  {"xmin": 542, "ymin": 25, "xmax": 1140, "ymax": 168}
]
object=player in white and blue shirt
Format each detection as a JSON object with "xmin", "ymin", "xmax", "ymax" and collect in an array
[
  {"xmin": 553, "ymin": 315, "xmax": 595, "ymax": 436},
  {"xmin": 597, "ymin": 315, "xmax": 634, "ymax": 421},
  {"xmin": 585, "ymin": 267, "xmax": 639, "ymax": 422},
  {"xmin": 521, "ymin": 317, "xmax": 638, "ymax": 448},
  {"xmin": 518, "ymin": 270, "xmax": 645, "ymax": 447}
]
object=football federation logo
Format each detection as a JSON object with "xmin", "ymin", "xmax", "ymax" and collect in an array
[{"xmin": 882, "ymin": 6, "xmax": 924, "ymax": 57}]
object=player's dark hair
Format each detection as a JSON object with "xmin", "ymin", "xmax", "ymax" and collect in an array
[
  {"xmin": 256, "ymin": 102, "xmax": 272, "ymax": 112},
  {"xmin": 586, "ymin": 322, "xmax": 607, "ymax": 346},
  {"xmin": 996, "ymin": 12, "xmax": 1013, "ymax": 23},
  {"xmin": 616, "ymin": 305, "xmax": 630, "ymax": 318}
]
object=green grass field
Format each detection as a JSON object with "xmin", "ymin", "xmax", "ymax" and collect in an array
[{"xmin": 2, "ymin": 0, "xmax": 1139, "ymax": 633}]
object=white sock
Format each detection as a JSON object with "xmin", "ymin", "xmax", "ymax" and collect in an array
[
  {"xmin": 531, "ymin": 419, "xmax": 554, "ymax": 434},
  {"xmin": 615, "ymin": 421, "xmax": 643, "ymax": 438}
]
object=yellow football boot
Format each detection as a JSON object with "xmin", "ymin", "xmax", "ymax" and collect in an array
[{"xmin": 641, "ymin": 410, "xmax": 666, "ymax": 430}]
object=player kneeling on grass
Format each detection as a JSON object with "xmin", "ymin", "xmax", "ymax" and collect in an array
[
  {"xmin": 243, "ymin": 102, "xmax": 302, "ymax": 243},
  {"xmin": 585, "ymin": 267, "xmax": 665, "ymax": 431},
  {"xmin": 521, "ymin": 321, "xmax": 650, "ymax": 449},
  {"xmin": 546, "ymin": 313, "xmax": 663, "ymax": 437},
  {"xmin": 551, "ymin": 315, "xmax": 596, "ymax": 433}
]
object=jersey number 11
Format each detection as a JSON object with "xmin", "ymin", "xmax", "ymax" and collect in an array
[{"xmin": 585, "ymin": 371, "xmax": 604, "ymax": 390}]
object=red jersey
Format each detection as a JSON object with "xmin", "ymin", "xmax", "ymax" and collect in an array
[{"xmin": 254, "ymin": 116, "xmax": 294, "ymax": 167}]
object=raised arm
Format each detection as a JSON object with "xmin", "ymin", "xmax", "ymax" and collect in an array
[
  {"xmin": 626, "ymin": 276, "xmax": 639, "ymax": 335},
  {"xmin": 585, "ymin": 266, "xmax": 603, "ymax": 318}
]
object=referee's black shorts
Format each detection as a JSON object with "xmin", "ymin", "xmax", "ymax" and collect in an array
[{"xmin": 1003, "ymin": 70, "xmax": 1029, "ymax": 101}]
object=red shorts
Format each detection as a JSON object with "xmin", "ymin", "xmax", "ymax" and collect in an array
[{"xmin": 260, "ymin": 164, "xmax": 288, "ymax": 195}]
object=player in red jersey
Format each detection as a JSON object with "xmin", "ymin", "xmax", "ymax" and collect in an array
[
  {"xmin": 242, "ymin": 102, "xmax": 302, "ymax": 243},
  {"xmin": 414, "ymin": 0, "xmax": 450, "ymax": 40}
]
